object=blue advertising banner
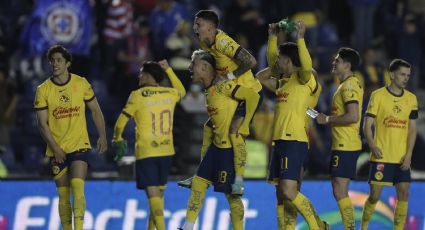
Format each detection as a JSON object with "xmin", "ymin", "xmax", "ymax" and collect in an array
[{"xmin": 1, "ymin": 181, "xmax": 424, "ymax": 230}]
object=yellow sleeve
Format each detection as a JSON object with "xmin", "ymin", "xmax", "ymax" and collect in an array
[
  {"xmin": 342, "ymin": 79, "xmax": 362, "ymax": 104},
  {"xmin": 82, "ymin": 78, "xmax": 95, "ymax": 102},
  {"xmin": 366, "ymin": 91, "xmax": 379, "ymax": 117},
  {"xmin": 267, "ymin": 35, "xmax": 278, "ymax": 67},
  {"xmin": 200, "ymin": 121, "xmax": 214, "ymax": 158},
  {"xmin": 113, "ymin": 113, "xmax": 129, "ymax": 141},
  {"xmin": 122, "ymin": 91, "xmax": 138, "ymax": 117},
  {"xmin": 216, "ymin": 32, "xmax": 241, "ymax": 58},
  {"xmin": 34, "ymin": 86, "xmax": 48, "ymax": 109},
  {"xmin": 165, "ymin": 68, "xmax": 186, "ymax": 99},
  {"xmin": 231, "ymin": 85, "xmax": 260, "ymax": 135},
  {"xmin": 297, "ymin": 38, "xmax": 312, "ymax": 84}
]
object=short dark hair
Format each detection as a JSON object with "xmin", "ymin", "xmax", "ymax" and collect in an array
[
  {"xmin": 192, "ymin": 49, "xmax": 216, "ymax": 69},
  {"xmin": 142, "ymin": 61, "xmax": 166, "ymax": 83},
  {"xmin": 389, "ymin": 59, "xmax": 411, "ymax": 72},
  {"xmin": 195, "ymin": 10, "xmax": 219, "ymax": 27},
  {"xmin": 337, "ymin": 47, "xmax": 360, "ymax": 71},
  {"xmin": 279, "ymin": 42, "xmax": 300, "ymax": 67},
  {"xmin": 47, "ymin": 45, "xmax": 72, "ymax": 63}
]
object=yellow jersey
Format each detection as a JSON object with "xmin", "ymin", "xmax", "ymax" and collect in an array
[
  {"xmin": 366, "ymin": 87, "xmax": 418, "ymax": 163},
  {"xmin": 201, "ymin": 30, "xmax": 262, "ymax": 92},
  {"xmin": 331, "ymin": 76, "xmax": 364, "ymax": 151},
  {"xmin": 122, "ymin": 86, "xmax": 182, "ymax": 160},
  {"xmin": 34, "ymin": 74, "xmax": 94, "ymax": 156},
  {"xmin": 273, "ymin": 73, "xmax": 320, "ymax": 142}
]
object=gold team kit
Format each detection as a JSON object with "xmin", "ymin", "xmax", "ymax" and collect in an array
[
  {"xmin": 270, "ymin": 38, "xmax": 321, "ymax": 143},
  {"xmin": 120, "ymin": 86, "xmax": 182, "ymax": 160},
  {"xmin": 205, "ymin": 80, "xmax": 239, "ymax": 148},
  {"xmin": 331, "ymin": 76, "xmax": 364, "ymax": 151},
  {"xmin": 366, "ymin": 87, "xmax": 418, "ymax": 163},
  {"xmin": 34, "ymin": 74, "xmax": 94, "ymax": 156},
  {"xmin": 201, "ymin": 30, "xmax": 262, "ymax": 93}
]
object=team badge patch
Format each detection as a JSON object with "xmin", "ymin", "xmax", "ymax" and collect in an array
[
  {"xmin": 375, "ymin": 171, "xmax": 384, "ymax": 181},
  {"xmin": 52, "ymin": 165, "xmax": 60, "ymax": 175}
]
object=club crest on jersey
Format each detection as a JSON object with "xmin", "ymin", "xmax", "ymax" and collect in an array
[
  {"xmin": 393, "ymin": 105, "xmax": 402, "ymax": 113},
  {"xmin": 59, "ymin": 93, "xmax": 70, "ymax": 104},
  {"xmin": 374, "ymin": 171, "xmax": 384, "ymax": 181}
]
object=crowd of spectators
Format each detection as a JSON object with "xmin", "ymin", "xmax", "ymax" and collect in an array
[{"xmin": 0, "ymin": 0, "xmax": 424, "ymax": 179}]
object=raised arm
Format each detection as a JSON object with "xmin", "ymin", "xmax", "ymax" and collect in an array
[
  {"xmin": 159, "ymin": 59, "xmax": 186, "ymax": 98},
  {"xmin": 296, "ymin": 21, "xmax": 313, "ymax": 84},
  {"xmin": 267, "ymin": 23, "xmax": 279, "ymax": 67}
]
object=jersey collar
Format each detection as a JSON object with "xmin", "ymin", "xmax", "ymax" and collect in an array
[
  {"xmin": 50, "ymin": 73, "xmax": 71, "ymax": 86},
  {"xmin": 386, "ymin": 86, "xmax": 404, "ymax": 97}
]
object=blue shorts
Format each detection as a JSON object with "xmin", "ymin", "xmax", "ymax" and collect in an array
[
  {"xmin": 368, "ymin": 162, "xmax": 411, "ymax": 186},
  {"xmin": 50, "ymin": 149, "xmax": 90, "ymax": 179},
  {"xmin": 267, "ymin": 140, "xmax": 308, "ymax": 183},
  {"xmin": 135, "ymin": 156, "xmax": 173, "ymax": 189},
  {"xmin": 234, "ymin": 89, "xmax": 264, "ymax": 117},
  {"xmin": 196, "ymin": 144, "xmax": 235, "ymax": 194},
  {"xmin": 330, "ymin": 150, "xmax": 361, "ymax": 179}
]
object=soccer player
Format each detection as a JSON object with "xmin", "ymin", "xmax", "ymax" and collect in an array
[
  {"xmin": 360, "ymin": 59, "xmax": 418, "ymax": 230},
  {"xmin": 180, "ymin": 50, "xmax": 259, "ymax": 230},
  {"xmin": 34, "ymin": 45, "xmax": 107, "ymax": 230},
  {"xmin": 112, "ymin": 60, "xmax": 186, "ymax": 230},
  {"xmin": 256, "ymin": 21, "xmax": 326, "ymax": 230},
  {"xmin": 185, "ymin": 10, "xmax": 263, "ymax": 195},
  {"xmin": 316, "ymin": 47, "xmax": 363, "ymax": 230}
]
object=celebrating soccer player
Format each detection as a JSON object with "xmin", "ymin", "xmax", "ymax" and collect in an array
[
  {"xmin": 360, "ymin": 59, "xmax": 418, "ymax": 230},
  {"xmin": 34, "ymin": 45, "xmax": 108, "ymax": 230},
  {"xmin": 315, "ymin": 47, "xmax": 363, "ymax": 230},
  {"xmin": 178, "ymin": 10, "xmax": 263, "ymax": 195},
  {"xmin": 112, "ymin": 60, "xmax": 186, "ymax": 230},
  {"xmin": 179, "ymin": 50, "xmax": 259, "ymax": 230},
  {"xmin": 256, "ymin": 21, "xmax": 327, "ymax": 230}
]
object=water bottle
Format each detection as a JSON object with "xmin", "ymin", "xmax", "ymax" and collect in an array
[{"xmin": 278, "ymin": 18, "xmax": 296, "ymax": 34}]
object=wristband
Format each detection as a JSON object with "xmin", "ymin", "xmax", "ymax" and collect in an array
[{"xmin": 325, "ymin": 116, "xmax": 330, "ymax": 123}]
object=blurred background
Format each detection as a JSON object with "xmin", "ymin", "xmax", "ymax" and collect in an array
[
  {"xmin": 0, "ymin": 0, "xmax": 424, "ymax": 182},
  {"xmin": 2, "ymin": 1, "xmax": 425, "ymax": 229}
]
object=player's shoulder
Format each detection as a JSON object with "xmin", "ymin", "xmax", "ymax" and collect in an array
[
  {"xmin": 215, "ymin": 30, "xmax": 234, "ymax": 46},
  {"xmin": 36, "ymin": 78, "xmax": 52, "ymax": 90},
  {"xmin": 70, "ymin": 73, "xmax": 89, "ymax": 83},
  {"xmin": 343, "ymin": 76, "xmax": 362, "ymax": 89},
  {"xmin": 371, "ymin": 86, "xmax": 387, "ymax": 97},
  {"xmin": 403, "ymin": 89, "xmax": 417, "ymax": 100}
]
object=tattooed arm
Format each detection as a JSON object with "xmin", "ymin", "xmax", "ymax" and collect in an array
[{"xmin": 232, "ymin": 48, "xmax": 257, "ymax": 77}]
